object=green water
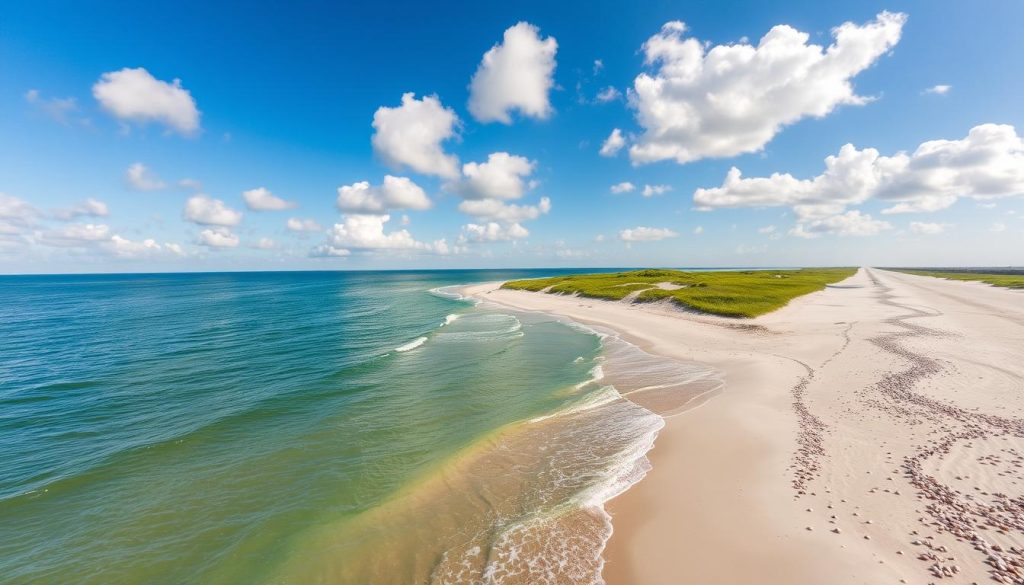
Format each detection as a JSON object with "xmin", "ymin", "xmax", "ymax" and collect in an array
[{"xmin": 0, "ymin": 271, "xmax": 616, "ymax": 583}]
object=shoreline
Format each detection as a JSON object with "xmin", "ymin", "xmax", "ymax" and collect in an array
[
  {"xmin": 460, "ymin": 277, "xmax": 873, "ymax": 583},
  {"xmin": 463, "ymin": 268, "xmax": 1024, "ymax": 584}
]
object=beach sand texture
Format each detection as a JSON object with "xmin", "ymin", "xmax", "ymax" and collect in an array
[{"xmin": 465, "ymin": 267, "xmax": 1024, "ymax": 584}]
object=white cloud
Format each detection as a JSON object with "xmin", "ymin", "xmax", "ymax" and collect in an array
[
  {"xmin": 443, "ymin": 152, "xmax": 550, "ymax": 238},
  {"xmin": 286, "ymin": 217, "xmax": 323, "ymax": 232},
  {"xmin": 447, "ymin": 152, "xmax": 536, "ymax": 200},
  {"xmin": 460, "ymin": 222, "xmax": 531, "ymax": 242},
  {"xmin": 325, "ymin": 214, "xmax": 449, "ymax": 254},
  {"xmin": 595, "ymin": 86, "xmax": 621, "ymax": 103},
  {"xmin": 758, "ymin": 225, "xmax": 777, "ymax": 234},
  {"xmin": 184, "ymin": 194, "xmax": 243, "ymax": 226},
  {"xmin": 40, "ymin": 223, "xmax": 111, "ymax": 246},
  {"xmin": 372, "ymin": 93, "xmax": 460, "ymax": 178},
  {"xmin": 990, "ymin": 222, "xmax": 1007, "ymax": 233},
  {"xmin": 618, "ymin": 226, "xmax": 679, "ymax": 241},
  {"xmin": 108, "ymin": 235, "xmax": 178, "ymax": 258},
  {"xmin": 310, "ymin": 245, "xmax": 351, "ymax": 257},
  {"xmin": 629, "ymin": 12, "xmax": 906, "ymax": 164},
  {"xmin": 693, "ymin": 225, "xmax": 703, "ymax": 235},
  {"xmin": 694, "ymin": 124, "xmax": 1024, "ymax": 220},
  {"xmin": 253, "ymin": 237, "xmax": 276, "ymax": 249},
  {"xmin": 0, "ymin": 194, "xmax": 38, "ymax": 240},
  {"xmin": 909, "ymin": 221, "xmax": 949, "ymax": 235},
  {"xmin": 610, "ymin": 182, "xmax": 636, "ymax": 194},
  {"xmin": 36, "ymin": 221, "xmax": 182, "ymax": 257},
  {"xmin": 789, "ymin": 210, "xmax": 891, "ymax": 238},
  {"xmin": 198, "ymin": 227, "xmax": 239, "ymax": 248},
  {"xmin": 337, "ymin": 176, "xmax": 431, "ymax": 213},
  {"xmin": 879, "ymin": 198, "xmax": 957, "ymax": 214},
  {"xmin": 458, "ymin": 197, "xmax": 551, "ymax": 223},
  {"xmin": 642, "ymin": 184, "xmax": 671, "ymax": 197},
  {"xmin": 125, "ymin": 163, "xmax": 167, "ymax": 191},
  {"xmin": 242, "ymin": 187, "xmax": 296, "ymax": 211},
  {"xmin": 924, "ymin": 84, "xmax": 952, "ymax": 95},
  {"xmin": 593, "ymin": 59, "xmax": 604, "ymax": 74},
  {"xmin": 92, "ymin": 67, "xmax": 200, "ymax": 135},
  {"xmin": 468, "ymin": 22, "xmax": 558, "ymax": 124},
  {"xmin": 599, "ymin": 128, "xmax": 626, "ymax": 157},
  {"xmin": 0, "ymin": 193, "xmax": 37, "ymax": 226},
  {"xmin": 53, "ymin": 198, "xmax": 109, "ymax": 221},
  {"xmin": 25, "ymin": 89, "xmax": 79, "ymax": 124}
]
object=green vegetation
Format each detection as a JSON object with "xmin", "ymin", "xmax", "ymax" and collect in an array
[
  {"xmin": 887, "ymin": 269, "xmax": 1024, "ymax": 289},
  {"xmin": 502, "ymin": 268, "xmax": 857, "ymax": 318}
]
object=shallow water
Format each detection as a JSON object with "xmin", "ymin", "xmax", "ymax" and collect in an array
[{"xmin": 0, "ymin": 270, "xmax": 719, "ymax": 584}]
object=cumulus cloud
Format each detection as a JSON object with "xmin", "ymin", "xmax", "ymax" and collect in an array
[
  {"xmin": 108, "ymin": 235, "xmax": 182, "ymax": 258},
  {"xmin": 242, "ymin": 187, "xmax": 296, "ymax": 211},
  {"xmin": 286, "ymin": 217, "xmax": 323, "ymax": 232},
  {"xmin": 324, "ymin": 214, "xmax": 450, "ymax": 254},
  {"xmin": 909, "ymin": 221, "xmax": 949, "ymax": 235},
  {"xmin": 198, "ymin": 227, "xmax": 240, "ymax": 248},
  {"xmin": 446, "ymin": 152, "xmax": 536, "ymax": 200},
  {"xmin": 443, "ymin": 152, "xmax": 550, "ymax": 240},
  {"xmin": 599, "ymin": 128, "xmax": 626, "ymax": 157},
  {"xmin": 924, "ymin": 84, "xmax": 952, "ymax": 95},
  {"xmin": 789, "ymin": 210, "xmax": 891, "ymax": 238},
  {"xmin": 618, "ymin": 226, "xmax": 679, "ymax": 241},
  {"xmin": 37, "ymin": 222, "xmax": 183, "ymax": 257},
  {"xmin": 642, "ymin": 184, "xmax": 671, "ymax": 197},
  {"xmin": 337, "ymin": 176, "xmax": 431, "ymax": 214},
  {"xmin": 460, "ymin": 222, "xmax": 531, "ymax": 242},
  {"xmin": 92, "ymin": 67, "xmax": 200, "ymax": 135},
  {"xmin": 184, "ymin": 194, "xmax": 243, "ymax": 226},
  {"xmin": 125, "ymin": 163, "xmax": 167, "ymax": 191},
  {"xmin": 628, "ymin": 12, "xmax": 906, "ymax": 165},
  {"xmin": 53, "ymin": 198, "xmax": 109, "ymax": 221},
  {"xmin": 458, "ymin": 197, "xmax": 551, "ymax": 223},
  {"xmin": 611, "ymin": 182, "xmax": 636, "ymax": 194},
  {"xmin": 990, "ymin": 222, "xmax": 1007, "ymax": 233},
  {"xmin": 693, "ymin": 226, "xmax": 704, "ymax": 235},
  {"xmin": 693, "ymin": 124, "xmax": 1024, "ymax": 223},
  {"xmin": 371, "ymin": 93, "xmax": 460, "ymax": 178},
  {"xmin": 468, "ymin": 22, "xmax": 558, "ymax": 124}
]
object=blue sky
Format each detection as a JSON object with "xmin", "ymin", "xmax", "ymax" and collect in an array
[{"xmin": 1, "ymin": 0, "xmax": 1022, "ymax": 273}]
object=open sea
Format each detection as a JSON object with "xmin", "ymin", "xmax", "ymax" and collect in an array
[{"xmin": 0, "ymin": 270, "xmax": 719, "ymax": 584}]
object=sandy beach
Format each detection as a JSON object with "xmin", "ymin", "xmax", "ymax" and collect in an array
[{"xmin": 464, "ymin": 268, "xmax": 1024, "ymax": 584}]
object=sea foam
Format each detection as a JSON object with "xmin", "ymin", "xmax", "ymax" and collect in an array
[{"xmin": 395, "ymin": 336, "xmax": 427, "ymax": 352}]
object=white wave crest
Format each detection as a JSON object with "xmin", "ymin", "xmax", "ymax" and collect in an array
[{"xmin": 395, "ymin": 336, "xmax": 427, "ymax": 352}]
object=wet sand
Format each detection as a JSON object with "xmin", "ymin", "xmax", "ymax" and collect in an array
[{"xmin": 464, "ymin": 268, "xmax": 1024, "ymax": 584}]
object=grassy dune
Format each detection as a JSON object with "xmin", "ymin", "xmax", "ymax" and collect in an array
[
  {"xmin": 502, "ymin": 268, "xmax": 857, "ymax": 318},
  {"xmin": 888, "ymin": 269, "xmax": 1024, "ymax": 289}
]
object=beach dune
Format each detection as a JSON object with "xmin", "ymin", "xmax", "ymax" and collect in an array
[{"xmin": 465, "ymin": 268, "xmax": 1024, "ymax": 584}]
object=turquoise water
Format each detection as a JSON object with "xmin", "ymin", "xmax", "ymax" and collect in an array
[{"xmin": 0, "ymin": 270, "xmax": 718, "ymax": 584}]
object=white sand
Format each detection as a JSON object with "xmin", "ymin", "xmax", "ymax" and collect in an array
[{"xmin": 462, "ymin": 268, "xmax": 1024, "ymax": 584}]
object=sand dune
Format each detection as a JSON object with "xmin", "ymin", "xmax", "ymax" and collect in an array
[{"xmin": 464, "ymin": 268, "xmax": 1024, "ymax": 584}]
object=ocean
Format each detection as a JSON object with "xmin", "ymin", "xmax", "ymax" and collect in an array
[{"xmin": 0, "ymin": 270, "xmax": 719, "ymax": 584}]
